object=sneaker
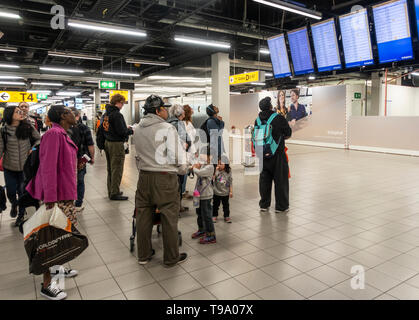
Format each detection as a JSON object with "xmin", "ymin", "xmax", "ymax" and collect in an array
[
  {"xmin": 212, "ymin": 217, "xmax": 217, "ymax": 223},
  {"xmin": 164, "ymin": 253, "xmax": 188, "ymax": 268},
  {"xmin": 10, "ymin": 204, "xmax": 17, "ymax": 218},
  {"xmin": 138, "ymin": 249, "xmax": 156, "ymax": 265},
  {"xmin": 191, "ymin": 231, "xmax": 205, "ymax": 239},
  {"xmin": 50, "ymin": 266, "xmax": 78, "ymax": 278},
  {"xmin": 260, "ymin": 208, "xmax": 269, "ymax": 213},
  {"xmin": 275, "ymin": 208, "xmax": 289, "ymax": 213},
  {"xmin": 224, "ymin": 217, "xmax": 232, "ymax": 223},
  {"xmin": 199, "ymin": 235, "xmax": 216, "ymax": 244},
  {"xmin": 75, "ymin": 206, "xmax": 85, "ymax": 212},
  {"xmin": 40, "ymin": 283, "xmax": 67, "ymax": 300}
]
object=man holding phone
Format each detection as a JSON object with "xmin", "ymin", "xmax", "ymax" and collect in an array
[{"xmin": 69, "ymin": 108, "xmax": 95, "ymax": 212}]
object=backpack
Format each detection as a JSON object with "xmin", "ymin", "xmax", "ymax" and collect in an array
[
  {"xmin": 96, "ymin": 114, "xmax": 108, "ymax": 151},
  {"xmin": 252, "ymin": 113, "xmax": 280, "ymax": 159},
  {"xmin": 23, "ymin": 144, "xmax": 40, "ymax": 186}
]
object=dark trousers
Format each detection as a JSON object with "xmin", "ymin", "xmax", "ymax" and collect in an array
[
  {"xmin": 75, "ymin": 167, "xmax": 87, "ymax": 207},
  {"xmin": 196, "ymin": 199, "xmax": 215, "ymax": 234},
  {"xmin": 213, "ymin": 195, "xmax": 230, "ymax": 218},
  {"xmin": 259, "ymin": 151, "xmax": 289, "ymax": 211},
  {"xmin": 178, "ymin": 175, "xmax": 185, "ymax": 203},
  {"xmin": 136, "ymin": 172, "xmax": 180, "ymax": 265},
  {"xmin": 4, "ymin": 169, "xmax": 25, "ymax": 218},
  {"xmin": 104, "ymin": 140, "xmax": 125, "ymax": 198}
]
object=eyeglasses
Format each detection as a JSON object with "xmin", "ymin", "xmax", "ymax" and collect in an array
[{"xmin": 15, "ymin": 109, "xmax": 24, "ymax": 115}]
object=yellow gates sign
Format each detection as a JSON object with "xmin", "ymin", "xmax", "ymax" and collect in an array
[
  {"xmin": 0, "ymin": 91, "xmax": 38, "ymax": 103},
  {"xmin": 229, "ymin": 71, "xmax": 260, "ymax": 85}
]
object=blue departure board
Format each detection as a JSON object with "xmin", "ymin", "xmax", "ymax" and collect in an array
[
  {"xmin": 311, "ymin": 19, "xmax": 342, "ymax": 72},
  {"xmin": 373, "ymin": 0, "xmax": 413, "ymax": 64},
  {"xmin": 267, "ymin": 34, "xmax": 292, "ymax": 78},
  {"xmin": 339, "ymin": 9, "xmax": 374, "ymax": 68},
  {"xmin": 287, "ymin": 27, "xmax": 315, "ymax": 75}
]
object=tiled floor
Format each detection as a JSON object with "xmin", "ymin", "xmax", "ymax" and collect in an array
[{"xmin": 1, "ymin": 144, "xmax": 419, "ymax": 300}]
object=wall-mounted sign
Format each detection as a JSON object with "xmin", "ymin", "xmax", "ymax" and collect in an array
[
  {"xmin": 229, "ymin": 71, "xmax": 260, "ymax": 85},
  {"xmin": 109, "ymin": 90, "xmax": 129, "ymax": 103},
  {"xmin": 0, "ymin": 91, "xmax": 38, "ymax": 103},
  {"xmin": 100, "ymin": 80, "xmax": 117, "ymax": 89},
  {"xmin": 354, "ymin": 92, "xmax": 362, "ymax": 99},
  {"xmin": 37, "ymin": 93, "xmax": 48, "ymax": 100},
  {"xmin": 100, "ymin": 104, "xmax": 107, "ymax": 110}
]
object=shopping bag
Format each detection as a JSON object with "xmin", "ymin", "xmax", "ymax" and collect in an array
[
  {"xmin": 23, "ymin": 205, "xmax": 88, "ymax": 275},
  {"xmin": 0, "ymin": 157, "xmax": 3, "ymax": 172}
]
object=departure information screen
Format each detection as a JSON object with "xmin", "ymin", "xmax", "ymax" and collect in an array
[
  {"xmin": 267, "ymin": 34, "xmax": 292, "ymax": 78},
  {"xmin": 311, "ymin": 19, "xmax": 342, "ymax": 72},
  {"xmin": 373, "ymin": 0, "xmax": 413, "ymax": 64},
  {"xmin": 287, "ymin": 27, "xmax": 315, "ymax": 75},
  {"xmin": 339, "ymin": 9, "xmax": 374, "ymax": 68}
]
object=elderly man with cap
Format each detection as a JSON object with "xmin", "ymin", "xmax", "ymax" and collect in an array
[
  {"xmin": 133, "ymin": 95, "xmax": 188, "ymax": 267},
  {"xmin": 255, "ymin": 96, "xmax": 292, "ymax": 213}
]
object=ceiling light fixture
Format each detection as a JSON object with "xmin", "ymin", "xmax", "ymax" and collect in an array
[
  {"xmin": 253, "ymin": 0, "xmax": 322, "ymax": 20},
  {"xmin": 0, "ymin": 76, "xmax": 23, "ymax": 79},
  {"xmin": 126, "ymin": 58, "xmax": 170, "ymax": 67},
  {"xmin": 174, "ymin": 36, "xmax": 231, "ymax": 49},
  {"xmin": 260, "ymin": 49, "xmax": 270, "ymax": 55},
  {"xmin": 0, "ymin": 46, "xmax": 18, "ymax": 53},
  {"xmin": 102, "ymin": 71, "xmax": 140, "ymax": 77},
  {"xmin": 27, "ymin": 90, "xmax": 51, "ymax": 94},
  {"xmin": 31, "ymin": 82, "xmax": 63, "ymax": 86},
  {"xmin": 0, "ymin": 81, "xmax": 25, "ymax": 85},
  {"xmin": 48, "ymin": 51, "xmax": 103, "ymax": 61},
  {"xmin": 68, "ymin": 19, "xmax": 146, "ymax": 37},
  {"xmin": 265, "ymin": 72, "xmax": 273, "ymax": 77},
  {"xmin": 0, "ymin": 63, "xmax": 20, "ymax": 69},
  {"xmin": 251, "ymin": 82, "xmax": 266, "ymax": 86},
  {"xmin": 40, "ymin": 66, "xmax": 84, "ymax": 73},
  {"xmin": 412, "ymin": 72, "xmax": 419, "ymax": 76},
  {"xmin": 0, "ymin": 12, "xmax": 21, "ymax": 19},
  {"xmin": 57, "ymin": 91, "xmax": 82, "ymax": 96},
  {"xmin": 308, "ymin": 76, "xmax": 316, "ymax": 80}
]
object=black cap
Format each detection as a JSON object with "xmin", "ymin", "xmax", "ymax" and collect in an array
[
  {"xmin": 143, "ymin": 95, "xmax": 171, "ymax": 113},
  {"xmin": 259, "ymin": 97, "xmax": 272, "ymax": 111}
]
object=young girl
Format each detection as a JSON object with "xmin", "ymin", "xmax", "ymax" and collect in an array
[
  {"xmin": 212, "ymin": 163, "xmax": 233, "ymax": 223},
  {"xmin": 191, "ymin": 152, "xmax": 216, "ymax": 244}
]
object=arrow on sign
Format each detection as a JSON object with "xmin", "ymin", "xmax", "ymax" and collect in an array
[{"xmin": 0, "ymin": 92, "xmax": 10, "ymax": 101}]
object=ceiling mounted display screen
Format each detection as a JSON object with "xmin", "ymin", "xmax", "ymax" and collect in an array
[
  {"xmin": 287, "ymin": 27, "xmax": 315, "ymax": 75},
  {"xmin": 267, "ymin": 34, "xmax": 292, "ymax": 78},
  {"xmin": 415, "ymin": 0, "xmax": 419, "ymax": 42},
  {"xmin": 373, "ymin": 0, "xmax": 413, "ymax": 64},
  {"xmin": 311, "ymin": 18, "xmax": 342, "ymax": 72},
  {"xmin": 339, "ymin": 9, "xmax": 374, "ymax": 68}
]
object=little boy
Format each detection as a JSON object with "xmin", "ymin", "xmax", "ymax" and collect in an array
[{"xmin": 191, "ymin": 152, "xmax": 216, "ymax": 244}]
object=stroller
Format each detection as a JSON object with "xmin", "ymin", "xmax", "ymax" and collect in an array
[{"xmin": 130, "ymin": 207, "xmax": 182, "ymax": 253}]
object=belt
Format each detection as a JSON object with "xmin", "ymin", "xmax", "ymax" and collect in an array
[{"xmin": 140, "ymin": 170, "xmax": 174, "ymax": 175}]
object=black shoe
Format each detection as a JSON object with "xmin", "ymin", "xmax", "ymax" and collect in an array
[
  {"xmin": 40, "ymin": 283, "xmax": 67, "ymax": 300},
  {"xmin": 118, "ymin": 192, "xmax": 123, "ymax": 196},
  {"xmin": 164, "ymin": 253, "xmax": 188, "ymax": 268},
  {"xmin": 10, "ymin": 204, "xmax": 17, "ymax": 218},
  {"xmin": 138, "ymin": 249, "xmax": 156, "ymax": 265},
  {"xmin": 14, "ymin": 216, "xmax": 24, "ymax": 228},
  {"xmin": 110, "ymin": 195, "xmax": 129, "ymax": 201}
]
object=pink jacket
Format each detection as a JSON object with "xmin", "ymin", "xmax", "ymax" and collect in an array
[{"xmin": 27, "ymin": 123, "xmax": 78, "ymax": 203}]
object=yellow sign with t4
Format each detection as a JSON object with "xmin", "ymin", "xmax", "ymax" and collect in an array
[
  {"xmin": 109, "ymin": 90, "xmax": 129, "ymax": 103},
  {"xmin": 0, "ymin": 91, "xmax": 38, "ymax": 103},
  {"xmin": 229, "ymin": 71, "xmax": 261, "ymax": 85}
]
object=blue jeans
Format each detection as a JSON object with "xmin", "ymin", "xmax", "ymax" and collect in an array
[
  {"xmin": 181, "ymin": 174, "xmax": 187, "ymax": 194},
  {"xmin": 4, "ymin": 169, "xmax": 25, "ymax": 218},
  {"xmin": 196, "ymin": 199, "xmax": 215, "ymax": 234},
  {"xmin": 75, "ymin": 167, "xmax": 86, "ymax": 207}
]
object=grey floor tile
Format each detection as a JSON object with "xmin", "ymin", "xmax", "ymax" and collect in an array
[
  {"xmin": 256, "ymin": 283, "xmax": 304, "ymax": 300},
  {"xmin": 173, "ymin": 288, "xmax": 217, "ymax": 300},
  {"xmin": 159, "ymin": 273, "xmax": 202, "ymax": 298},
  {"xmin": 235, "ymin": 269, "xmax": 277, "ymax": 292},
  {"xmin": 114, "ymin": 269, "xmax": 155, "ymax": 292},
  {"xmin": 282, "ymin": 274, "xmax": 328, "ymax": 298},
  {"xmin": 309, "ymin": 288, "xmax": 351, "ymax": 300},
  {"xmin": 207, "ymin": 278, "xmax": 251, "ymax": 300},
  {"xmin": 283, "ymin": 254, "xmax": 323, "ymax": 272},
  {"xmin": 307, "ymin": 265, "xmax": 350, "ymax": 287},
  {"xmin": 78, "ymin": 278, "xmax": 122, "ymax": 300},
  {"xmin": 387, "ymin": 283, "xmax": 419, "ymax": 300},
  {"xmin": 190, "ymin": 265, "xmax": 231, "ymax": 287},
  {"xmin": 125, "ymin": 283, "xmax": 170, "ymax": 300},
  {"xmin": 260, "ymin": 261, "xmax": 302, "ymax": 282},
  {"xmin": 216, "ymin": 257, "xmax": 257, "ymax": 277}
]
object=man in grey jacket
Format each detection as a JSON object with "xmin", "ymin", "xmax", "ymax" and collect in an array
[{"xmin": 133, "ymin": 95, "xmax": 188, "ymax": 267}]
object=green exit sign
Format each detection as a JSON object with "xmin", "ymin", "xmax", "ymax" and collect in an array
[
  {"xmin": 100, "ymin": 80, "xmax": 117, "ymax": 89},
  {"xmin": 37, "ymin": 93, "xmax": 48, "ymax": 100},
  {"xmin": 354, "ymin": 92, "xmax": 362, "ymax": 99}
]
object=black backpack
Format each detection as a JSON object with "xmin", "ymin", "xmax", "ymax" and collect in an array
[
  {"xmin": 96, "ymin": 114, "xmax": 108, "ymax": 151},
  {"xmin": 23, "ymin": 144, "xmax": 40, "ymax": 186}
]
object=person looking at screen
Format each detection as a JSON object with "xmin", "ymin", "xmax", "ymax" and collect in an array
[{"xmin": 288, "ymin": 89, "xmax": 307, "ymax": 123}]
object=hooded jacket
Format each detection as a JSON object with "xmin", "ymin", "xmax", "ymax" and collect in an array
[
  {"xmin": 104, "ymin": 104, "xmax": 133, "ymax": 142},
  {"xmin": 254, "ymin": 110, "xmax": 292, "ymax": 153},
  {"xmin": 133, "ymin": 113, "xmax": 188, "ymax": 175},
  {"xmin": 206, "ymin": 116, "xmax": 225, "ymax": 159}
]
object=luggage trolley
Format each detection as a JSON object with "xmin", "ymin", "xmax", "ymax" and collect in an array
[{"xmin": 130, "ymin": 208, "xmax": 182, "ymax": 253}]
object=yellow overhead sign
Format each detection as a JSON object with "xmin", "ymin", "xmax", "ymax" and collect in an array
[
  {"xmin": 229, "ymin": 71, "xmax": 259, "ymax": 85},
  {"xmin": 0, "ymin": 91, "xmax": 38, "ymax": 103},
  {"xmin": 109, "ymin": 90, "xmax": 129, "ymax": 103},
  {"xmin": 100, "ymin": 104, "xmax": 107, "ymax": 111}
]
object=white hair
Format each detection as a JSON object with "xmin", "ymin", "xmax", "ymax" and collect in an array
[{"xmin": 169, "ymin": 104, "xmax": 184, "ymax": 118}]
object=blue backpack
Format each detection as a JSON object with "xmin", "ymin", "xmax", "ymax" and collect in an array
[{"xmin": 252, "ymin": 113, "xmax": 280, "ymax": 159}]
